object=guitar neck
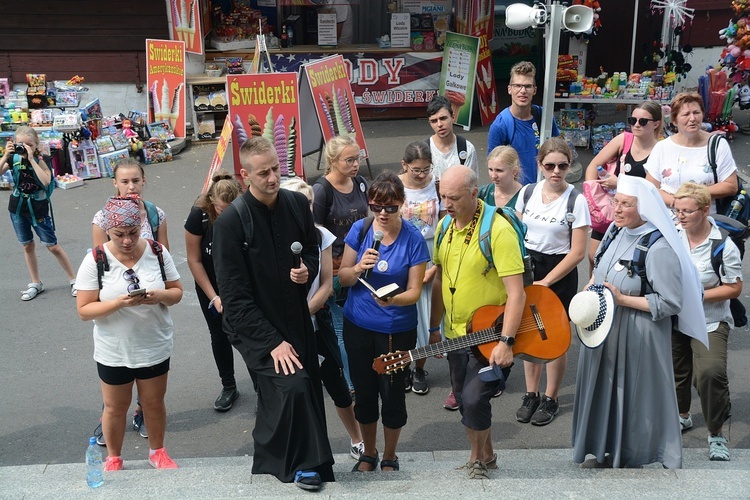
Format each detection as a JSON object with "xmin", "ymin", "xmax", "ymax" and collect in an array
[{"xmin": 408, "ymin": 326, "xmax": 500, "ymax": 361}]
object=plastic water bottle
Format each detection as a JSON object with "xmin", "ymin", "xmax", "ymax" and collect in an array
[
  {"xmin": 86, "ymin": 436, "xmax": 104, "ymax": 488},
  {"xmin": 287, "ymin": 25, "xmax": 294, "ymax": 47},
  {"xmin": 727, "ymin": 190, "xmax": 747, "ymax": 220},
  {"xmin": 597, "ymin": 166, "xmax": 616, "ymax": 195}
]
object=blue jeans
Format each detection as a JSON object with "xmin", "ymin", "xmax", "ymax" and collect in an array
[{"xmin": 326, "ymin": 293, "xmax": 353, "ymax": 391}]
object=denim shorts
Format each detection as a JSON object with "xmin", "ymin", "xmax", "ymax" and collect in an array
[{"xmin": 10, "ymin": 213, "xmax": 57, "ymax": 246}]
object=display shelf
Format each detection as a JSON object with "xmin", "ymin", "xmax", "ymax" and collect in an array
[
  {"xmin": 555, "ymin": 97, "xmax": 671, "ymax": 105},
  {"xmin": 186, "ymin": 77, "xmax": 228, "ymax": 142}
]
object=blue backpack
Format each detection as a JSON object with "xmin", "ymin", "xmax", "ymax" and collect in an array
[{"xmin": 436, "ymin": 202, "xmax": 534, "ymax": 286}]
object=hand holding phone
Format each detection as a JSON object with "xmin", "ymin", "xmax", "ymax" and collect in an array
[{"xmin": 128, "ymin": 288, "xmax": 147, "ymax": 297}]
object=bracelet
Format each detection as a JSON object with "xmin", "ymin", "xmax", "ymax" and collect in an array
[
  {"xmin": 208, "ymin": 296, "xmax": 219, "ymax": 308},
  {"xmin": 428, "ymin": 326, "xmax": 440, "ymax": 333}
]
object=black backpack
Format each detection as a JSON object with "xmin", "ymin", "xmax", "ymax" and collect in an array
[
  {"xmin": 708, "ymin": 134, "xmax": 750, "ymax": 226},
  {"xmin": 426, "ymin": 135, "xmax": 468, "ymax": 165},
  {"xmin": 709, "ymin": 214, "xmax": 748, "ymax": 327}
]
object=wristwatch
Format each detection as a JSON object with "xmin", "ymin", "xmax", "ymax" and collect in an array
[{"xmin": 498, "ymin": 335, "xmax": 516, "ymax": 347}]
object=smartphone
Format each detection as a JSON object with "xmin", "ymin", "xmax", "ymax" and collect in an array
[{"xmin": 128, "ymin": 288, "xmax": 147, "ymax": 297}]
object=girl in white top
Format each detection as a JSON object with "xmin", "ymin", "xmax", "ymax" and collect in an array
[
  {"xmin": 398, "ymin": 141, "xmax": 444, "ymax": 395},
  {"xmin": 76, "ymin": 196, "xmax": 182, "ymax": 471},
  {"xmin": 514, "ymin": 137, "xmax": 590, "ymax": 426},
  {"xmin": 280, "ymin": 178, "xmax": 364, "ymax": 460},
  {"xmin": 645, "ymin": 92, "xmax": 738, "ymax": 212}
]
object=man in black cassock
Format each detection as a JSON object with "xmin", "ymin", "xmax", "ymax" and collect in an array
[{"xmin": 213, "ymin": 137, "xmax": 334, "ymax": 490}]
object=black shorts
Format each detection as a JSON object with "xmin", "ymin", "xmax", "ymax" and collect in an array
[{"xmin": 97, "ymin": 358, "xmax": 171, "ymax": 385}]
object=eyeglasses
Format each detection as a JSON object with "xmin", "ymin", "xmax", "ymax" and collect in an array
[
  {"xmin": 627, "ymin": 117, "xmax": 658, "ymax": 127},
  {"xmin": 509, "ymin": 83, "xmax": 535, "ymax": 92},
  {"xmin": 407, "ymin": 164, "xmax": 433, "ymax": 175},
  {"xmin": 369, "ymin": 203, "xmax": 400, "ymax": 214},
  {"xmin": 612, "ymin": 199, "xmax": 637, "ymax": 209},
  {"xmin": 124, "ymin": 269, "xmax": 140, "ymax": 293},
  {"xmin": 672, "ymin": 207, "xmax": 701, "ymax": 216},
  {"xmin": 341, "ymin": 156, "xmax": 362, "ymax": 165},
  {"xmin": 541, "ymin": 162, "xmax": 570, "ymax": 171}
]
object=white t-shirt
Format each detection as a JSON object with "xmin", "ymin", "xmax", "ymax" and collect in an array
[
  {"xmin": 328, "ymin": 0, "xmax": 353, "ymax": 44},
  {"xmin": 430, "ymin": 136, "xmax": 478, "ymax": 179},
  {"xmin": 516, "ymin": 181, "xmax": 591, "ymax": 254},
  {"xmin": 401, "ymin": 177, "xmax": 441, "ymax": 242},
  {"xmin": 645, "ymin": 136, "xmax": 736, "ymax": 213},
  {"xmin": 308, "ymin": 225, "xmax": 336, "ymax": 330},
  {"xmin": 76, "ymin": 243, "xmax": 180, "ymax": 368}
]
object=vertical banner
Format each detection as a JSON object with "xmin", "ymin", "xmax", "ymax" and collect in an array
[
  {"xmin": 300, "ymin": 55, "xmax": 369, "ymax": 159},
  {"xmin": 146, "ymin": 39, "xmax": 186, "ymax": 138},
  {"xmin": 227, "ymin": 73, "xmax": 304, "ymax": 179},
  {"xmin": 201, "ymin": 119, "xmax": 234, "ymax": 194},
  {"xmin": 454, "ymin": 0, "xmax": 493, "ymax": 39},
  {"xmin": 169, "ymin": 0, "xmax": 203, "ymax": 54},
  {"xmin": 474, "ymin": 28, "xmax": 499, "ymax": 127},
  {"xmin": 440, "ymin": 32, "xmax": 479, "ymax": 130}
]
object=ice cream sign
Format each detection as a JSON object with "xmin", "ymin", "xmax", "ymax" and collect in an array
[
  {"xmin": 146, "ymin": 39, "xmax": 186, "ymax": 138},
  {"xmin": 439, "ymin": 32, "xmax": 480, "ymax": 130}
]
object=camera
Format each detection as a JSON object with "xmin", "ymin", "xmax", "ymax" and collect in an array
[{"xmin": 14, "ymin": 144, "xmax": 27, "ymax": 155}]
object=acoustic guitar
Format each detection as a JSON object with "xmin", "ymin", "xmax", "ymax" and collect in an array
[{"xmin": 373, "ymin": 285, "xmax": 570, "ymax": 375}]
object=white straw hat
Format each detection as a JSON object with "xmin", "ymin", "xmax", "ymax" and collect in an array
[{"xmin": 569, "ymin": 284, "xmax": 615, "ymax": 349}]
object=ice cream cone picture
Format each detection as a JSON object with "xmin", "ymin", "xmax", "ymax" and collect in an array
[
  {"xmin": 171, "ymin": 0, "xmax": 199, "ymax": 52},
  {"xmin": 150, "ymin": 80, "xmax": 161, "ymax": 122},
  {"xmin": 445, "ymin": 90, "xmax": 466, "ymax": 119},
  {"xmin": 169, "ymin": 83, "xmax": 183, "ymax": 130}
]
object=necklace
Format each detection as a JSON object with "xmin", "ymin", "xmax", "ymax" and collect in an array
[{"xmin": 542, "ymin": 188, "xmax": 562, "ymax": 204}]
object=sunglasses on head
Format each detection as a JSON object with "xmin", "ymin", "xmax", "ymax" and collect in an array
[
  {"xmin": 124, "ymin": 268, "xmax": 140, "ymax": 293},
  {"xmin": 369, "ymin": 203, "xmax": 400, "ymax": 214},
  {"xmin": 627, "ymin": 117, "xmax": 657, "ymax": 127},
  {"xmin": 541, "ymin": 162, "xmax": 570, "ymax": 171}
]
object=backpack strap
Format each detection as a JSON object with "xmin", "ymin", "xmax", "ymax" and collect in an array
[
  {"xmin": 631, "ymin": 230, "xmax": 663, "ymax": 296},
  {"xmin": 148, "ymin": 239, "xmax": 167, "ymax": 282},
  {"xmin": 707, "ymin": 134, "xmax": 724, "ymax": 184},
  {"xmin": 435, "ymin": 214, "xmax": 452, "ymax": 252},
  {"xmin": 522, "ymin": 182, "xmax": 538, "ymax": 207},
  {"xmin": 11, "ymin": 153, "xmax": 53, "ymax": 227},
  {"xmin": 456, "ymin": 135, "xmax": 467, "ymax": 165},
  {"xmin": 617, "ymin": 131, "xmax": 635, "ymax": 176},
  {"xmin": 358, "ymin": 215, "xmax": 374, "ymax": 245},
  {"xmin": 530, "ymin": 104, "xmax": 542, "ymax": 131},
  {"xmin": 231, "ymin": 196, "xmax": 255, "ymax": 252},
  {"xmin": 92, "ymin": 239, "xmax": 165, "ymax": 290},
  {"xmin": 593, "ymin": 225, "xmax": 621, "ymax": 269},
  {"xmin": 93, "ymin": 244, "xmax": 109, "ymax": 290},
  {"xmin": 710, "ymin": 226, "xmax": 730, "ymax": 278},
  {"xmin": 143, "ymin": 200, "xmax": 160, "ymax": 241},
  {"xmin": 566, "ymin": 187, "xmax": 582, "ymax": 245},
  {"xmin": 316, "ymin": 176, "xmax": 335, "ymax": 216}
]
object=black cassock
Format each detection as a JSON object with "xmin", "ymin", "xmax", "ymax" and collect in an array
[{"xmin": 213, "ymin": 189, "xmax": 334, "ymax": 483}]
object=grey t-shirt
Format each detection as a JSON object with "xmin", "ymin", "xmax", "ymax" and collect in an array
[{"xmin": 312, "ymin": 177, "xmax": 369, "ymax": 259}]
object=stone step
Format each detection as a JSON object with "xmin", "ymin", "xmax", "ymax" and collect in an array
[{"xmin": 2, "ymin": 449, "xmax": 748, "ymax": 499}]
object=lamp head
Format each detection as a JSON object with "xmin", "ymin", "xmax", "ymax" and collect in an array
[{"xmin": 505, "ymin": 2, "xmax": 548, "ymax": 30}]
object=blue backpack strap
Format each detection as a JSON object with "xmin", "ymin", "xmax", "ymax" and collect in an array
[
  {"xmin": 435, "ymin": 214, "xmax": 453, "ymax": 252},
  {"xmin": 477, "ymin": 203, "xmax": 498, "ymax": 276},
  {"xmin": 142, "ymin": 200, "xmax": 160, "ymax": 240},
  {"xmin": 632, "ymin": 230, "xmax": 662, "ymax": 296},
  {"xmin": 11, "ymin": 153, "xmax": 53, "ymax": 227},
  {"xmin": 593, "ymin": 224, "xmax": 621, "ymax": 269}
]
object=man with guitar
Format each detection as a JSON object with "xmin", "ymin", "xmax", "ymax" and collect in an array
[{"xmin": 429, "ymin": 165, "xmax": 526, "ymax": 479}]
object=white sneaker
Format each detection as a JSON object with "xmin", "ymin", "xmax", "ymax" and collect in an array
[
  {"xmin": 679, "ymin": 413, "xmax": 693, "ymax": 432},
  {"xmin": 349, "ymin": 441, "xmax": 364, "ymax": 460}
]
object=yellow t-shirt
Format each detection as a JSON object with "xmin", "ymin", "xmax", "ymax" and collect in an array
[{"xmin": 433, "ymin": 202, "xmax": 524, "ymax": 339}]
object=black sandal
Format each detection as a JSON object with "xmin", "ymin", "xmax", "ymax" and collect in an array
[
  {"xmin": 380, "ymin": 456, "xmax": 399, "ymax": 471},
  {"xmin": 351, "ymin": 451, "xmax": 379, "ymax": 472}
]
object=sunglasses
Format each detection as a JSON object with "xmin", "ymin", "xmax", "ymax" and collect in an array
[
  {"xmin": 541, "ymin": 162, "xmax": 570, "ymax": 171},
  {"xmin": 369, "ymin": 203, "xmax": 400, "ymax": 214},
  {"xmin": 627, "ymin": 117, "xmax": 658, "ymax": 127},
  {"xmin": 124, "ymin": 268, "xmax": 140, "ymax": 293}
]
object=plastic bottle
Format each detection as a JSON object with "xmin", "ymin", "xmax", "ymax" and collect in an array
[
  {"xmin": 597, "ymin": 166, "xmax": 616, "ymax": 195},
  {"xmin": 727, "ymin": 190, "xmax": 747, "ymax": 220},
  {"xmin": 287, "ymin": 24, "xmax": 294, "ymax": 47},
  {"xmin": 85, "ymin": 436, "xmax": 104, "ymax": 488},
  {"xmin": 280, "ymin": 26, "xmax": 288, "ymax": 48}
]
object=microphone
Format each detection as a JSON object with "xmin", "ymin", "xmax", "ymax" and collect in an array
[
  {"xmin": 290, "ymin": 241, "xmax": 303, "ymax": 268},
  {"xmin": 362, "ymin": 231, "xmax": 384, "ymax": 279}
]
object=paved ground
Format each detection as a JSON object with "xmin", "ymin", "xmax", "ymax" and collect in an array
[{"xmin": 1, "ymin": 113, "xmax": 749, "ymax": 497}]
